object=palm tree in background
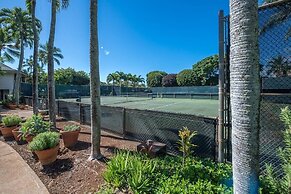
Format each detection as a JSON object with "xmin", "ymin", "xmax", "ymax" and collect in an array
[
  {"xmin": 89, "ymin": 0, "xmax": 103, "ymax": 160},
  {"xmin": 39, "ymin": 43, "xmax": 63, "ymax": 67},
  {"xmin": 0, "ymin": 27, "xmax": 19, "ymax": 63},
  {"xmin": 47, "ymin": 0, "xmax": 69, "ymax": 128},
  {"xmin": 106, "ymin": 72, "xmax": 119, "ymax": 95},
  {"xmin": 0, "ymin": 7, "xmax": 41, "ymax": 105},
  {"xmin": 230, "ymin": 0, "xmax": 261, "ymax": 193},
  {"xmin": 260, "ymin": 0, "xmax": 291, "ymax": 39},
  {"xmin": 267, "ymin": 55, "xmax": 291, "ymax": 77},
  {"xmin": 26, "ymin": 0, "xmax": 40, "ymax": 114}
]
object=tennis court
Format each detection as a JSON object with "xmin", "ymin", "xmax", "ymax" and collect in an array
[{"xmin": 60, "ymin": 96, "xmax": 219, "ymax": 118}]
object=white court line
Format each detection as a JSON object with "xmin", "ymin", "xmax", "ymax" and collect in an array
[{"xmin": 148, "ymin": 101, "xmax": 184, "ymax": 111}]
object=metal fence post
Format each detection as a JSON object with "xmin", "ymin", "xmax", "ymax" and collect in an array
[
  {"xmin": 122, "ymin": 108, "xmax": 126, "ymax": 138},
  {"xmin": 79, "ymin": 103, "xmax": 83, "ymax": 124},
  {"xmin": 218, "ymin": 10, "xmax": 225, "ymax": 162}
]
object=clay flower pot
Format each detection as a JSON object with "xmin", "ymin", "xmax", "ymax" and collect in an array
[
  {"xmin": 0, "ymin": 125, "xmax": 18, "ymax": 138},
  {"xmin": 7, "ymin": 104, "xmax": 17, "ymax": 110},
  {"xmin": 25, "ymin": 134, "xmax": 35, "ymax": 143},
  {"xmin": 12, "ymin": 127, "xmax": 22, "ymax": 142},
  {"xmin": 61, "ymin": 129, "xmax": 80, "ymax": 148},
  {"xmin": 35, "ymin": 144, "xmax": 59, "ymax": 165}
]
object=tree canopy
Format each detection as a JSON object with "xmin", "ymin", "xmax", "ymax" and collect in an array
[
  {"xmin": 55, "ymin": 67, "xmax": 90, "ymax": 85},
  {"xmin": 146, "ymin": 71, "xmax": 167, "ymax": 87},
  {"xmin": 192, "ymin": 55, "xmax": 219, "ymax": 86}
]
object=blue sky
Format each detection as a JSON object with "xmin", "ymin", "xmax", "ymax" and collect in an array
[{"xmin": 1, "ymin": 0, "xmax": 229, "ymax": 82}]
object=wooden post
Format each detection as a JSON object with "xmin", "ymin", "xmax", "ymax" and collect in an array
[{"xmin": 218, "ymin": 10, "xmax": 225, "ymax": 162}]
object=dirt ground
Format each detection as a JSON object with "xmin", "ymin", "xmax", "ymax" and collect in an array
[{"xmin": 0, "ymin": 106, "xmax": 139, "ymax": 194}]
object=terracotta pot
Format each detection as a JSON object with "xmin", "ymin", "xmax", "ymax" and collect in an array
[
  {"xmin": 35, "ymin": 144, "xmax": 59, "ymax": 165},
  {"xmin": 8, "ymin": 104, "xmax": 17, "ymax": 110},
  {"xmin": 61, "ymin": 129, "xmax": 80, "ymax": 148},
  {"xmin": 12, "ymin": 127, "xmax": 22, "ymax": 141},
  {"xmin": 25, "ymin": 134, "xmax": 35, "ymax": 143},
  {"xmin": 0, "ymin": 125, "xmax": 18, "ymax": 138}
]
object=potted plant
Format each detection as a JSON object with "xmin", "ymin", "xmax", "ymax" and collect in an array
[
  {"xmin": 28, "ymin": 132, "xmax": 60, "ymax": 165},
  {"xmin": 21, "ymin": 114, "xmax": 51, "ymax": 142},
  {"xmin": 0, "ymin": 115, "xmax": 22, "ymax": 138},
  {"xmin": 2, "ymin": 95, "xmax": 17, "ymax": 110},
  {"xmin": 61, "ymin": 124, "xmax": 81, "ymax": 148}
]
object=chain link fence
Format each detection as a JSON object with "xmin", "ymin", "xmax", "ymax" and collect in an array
[
  {"xmin": 56, "ymin": 100, "xmax": 217, "ymax": 159},
  {"xmin": 224, "ymin": 1, "xmax": 291, "ymax": 177}
]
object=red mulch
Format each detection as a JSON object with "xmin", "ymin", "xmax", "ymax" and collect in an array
[{"xmin": 0, "ymin": 119, "xmax": 139, "ymax": 194}]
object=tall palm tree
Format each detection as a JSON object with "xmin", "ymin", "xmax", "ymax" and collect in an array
[
  {"xmin": 47, "ymin": 0, "xmax": 69, "ymax": 128},
  {"xmin": 0, "ymin": 8, "xmax": 40, "ymax": 105},
  {"xmin": 230, "ymin": 0, "xmax": 261, "ymax": 193},
  {"xmin": 0, "ymin": 27, "xmax": 19, "ymax": 63},
  {"xmin": 39, "ymin": 43, "xmax": 63, "ymax": 66},
  {"xmin": 267, "ymin": 55, "xmax": 290, "ymax": 77},
  {"xmin": 89, "ymin": 0, "xmax": 102, "ymax": 160},
  {"xmin": 26, "ymin": 0, "xmax": 40, "ymax": 114}
]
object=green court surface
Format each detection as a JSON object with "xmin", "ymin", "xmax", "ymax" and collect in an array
[{"xmin": 61, "ymin": 96, "xmax": 219, "ymax": 118}]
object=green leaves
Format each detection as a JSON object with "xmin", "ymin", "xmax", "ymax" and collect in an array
[
  {"xmin": 102, "ymin": 152, "xmax": 232, "ymax": 194},
  {"xmin": 21, "ymin": 114, "xmax": 50, "ymax": 137},
  {"xmin": 1, "ymin": 114, "xmax": 22, "ymax": 127},
  {"xmin": 63, "ymin": 124, "xmax": 80, "ymax": 132},
  {"xmin": 260, "ymin": 106, "xmax": 291, "ymax": 193},
  {"xmin": 28, "ymin": 131, "xmax": 59, "ymax": 151}
]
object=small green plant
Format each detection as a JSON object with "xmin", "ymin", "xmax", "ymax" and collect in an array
[
  {"xmin": 28, "ymin": 132, "xmax": 60, "ymax": 152},
  {"xmin": 260, "ymin": 106, "xmax": 291, "ymax": 193},
  {"xmin": 101, "ymin": 151, "xmax": 232, "ymax": 193},
  {"xmin": 177, "ymin": 126, "xmax": 197, "ymax": 166},
  {"xmin": 21, "ymin": 114, "xmax": 50, "ymax": 137},
  {"xmin": 1, "ymin": 115, "xmax": 22, "ymax": 127},
  {"xmin": 63, "ymin": 124, "xmax": 80, "ymax": 132}
]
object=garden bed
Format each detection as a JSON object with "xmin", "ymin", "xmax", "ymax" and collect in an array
[{"xmin": 0, "ymin": 119, "xmax": 139, "ymax": 194}]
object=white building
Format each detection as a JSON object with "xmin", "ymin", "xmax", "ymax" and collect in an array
[{"xmin": 0, "ymin": 63, "xmax": 26, "ymax": 100}]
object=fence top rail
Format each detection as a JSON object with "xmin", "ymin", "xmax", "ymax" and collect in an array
[{"xmin": 258, "ymin": 0, "xmax": 290, "ymax": 11}]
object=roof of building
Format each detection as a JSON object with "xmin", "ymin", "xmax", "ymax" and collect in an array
[{"xmin": 0, "ymin": 63, "xmax": 17, "ymax": 72}]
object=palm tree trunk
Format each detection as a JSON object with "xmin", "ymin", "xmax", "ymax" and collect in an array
[
  {"xmin": 230, "ymin": 0, "xmax": 261, "ymax": 193},
  {"xmin": 48, "ymin": 0, "xmax": 57, "ymax": 128},
  {"xmin": 14, "ymin": 37, "xmax": 24, "ymax": 106},
  {"xmin": 32, "ymin": 0, "xmax": 39, "ymax": 114},
  {"xmin": 88, "ymin": 0, "xmax": 102, "ymax": 160}
]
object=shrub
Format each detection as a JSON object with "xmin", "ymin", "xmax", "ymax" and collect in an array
[
  {"xmin": 146, "ymin": 71, "xmax": 167, "ymax": 87},
  {"xmin": 176, "ymin": 69, "xmax": 200, "ymax": 86},
  {"xmin": 101, "ymin": 151, "xmax": 232, "ymax": 193},
  {"xmin": 162, "ymin": 74, "xmax": 178, "ymax": 87},
  {"xmin": 177, "ymin": 127, "xmax": 197, "ymax": 166},
  {"xmin": 1, "ymin": 115, "xmax": 22, "ymax": 127},
  {"xmin": 63, "ymin": 124, "xmax": 80, "ymax": 132},
  {"xmin": 21, "ymin": 114, "xmax": 50, "ymax": 137},
  {"xmin": 260, "ymin": 106, "xmax": 291, "ymax": 193},
  {"xmin": 28, "ymin": 132, "xmax": 60, "ymax": 151}
]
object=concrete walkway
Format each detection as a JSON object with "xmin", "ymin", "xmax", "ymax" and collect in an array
[{"xmin": 0, "ymin": 141, "xmax": 49, "ymax": 194}]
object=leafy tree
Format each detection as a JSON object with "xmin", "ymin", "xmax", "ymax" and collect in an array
[
  {"xmin": 146, "ymin": 71, "xmax": 167, "ymax": 87},
  {"xmin": 230, "ymin": 0, "xmax": 261, "ymax": 193},
  {"xmin": 162, "ymin": 74, "xmax": 178, "ymax": 87},
  {"xmin": 176, "ymin": 69, "xmax": 199, "ymax": 86},
  {"xmin": 266, "ymin": 55, "xmax": 291, "ymax": 77},
  {"xmin": 54, "ymin": 67, "xmax": 90, "ymax": 85},
  {"xmin": 89, "ymin": 0, "xmax": 103, "ymax": 160},
  {"xmin": 192, "ymin": 55, "xmax": 219, "ymax": 86}
]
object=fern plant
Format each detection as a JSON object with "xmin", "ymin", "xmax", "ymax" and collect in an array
[{"xmin": 177, "ymin": 126, "xmax": 197, "ymax": 167}]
